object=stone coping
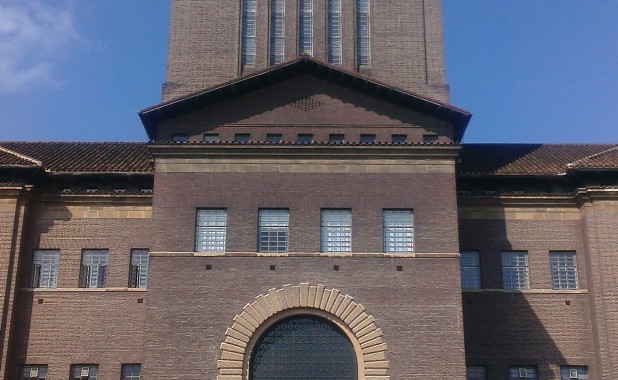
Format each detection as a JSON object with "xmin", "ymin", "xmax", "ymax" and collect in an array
[
  {"xmin": 462, "ymin": 289, "xmax": 588, "ymax": 294},
  {"xmin": 150, "ymin": 251, "xmax": 460, "ymax": 258},
  {"xmin": 22, "ymin": 287, "xmax": 147, "ymax": 292}
]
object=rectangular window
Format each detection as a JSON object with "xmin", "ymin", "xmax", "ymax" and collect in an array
[
  {"xmin": 329, "ymin": 134, "xmax": 344, "ymax": 143},
  {"xmin": 551, "ymin": 251, "xmax": 578, "ymax": 290},
  {"xmin": 327, "ymin": 0, "xmax": 342, "ymax": 64},
  {"xmin": 203, "ymin": 133, "xmax": 219, "ymax": 143},
  {"xmin": 270, "ymin": 0, "xmax": 285, "ymax": 64},
  {"xmin": 360, "ymin": 134, "xmax": 376, "ymax": 143},
  {"xmin": 258, "ymin": 209, "xmax": 289, "ymax": 253},
  {"xmin": 391, "ymin": 134, "xmax": 406, "ymax": 143},
  {"xmin": 172, "ymin": 134, "xmax": 188, "ymax": 142},
  {"xmin": 266, "ymin": 133, "xmax": 283, "ymax": 143},
  {"xmin": 121, "ymin": 364, "xmax": 141, "ymax": 380},
  {"xmin": 383, "ymin": 210, "xmax": 414, "ymax": 253},
  {"xmin": 423, "ymin": 134, "xmax": 439, "ymax": 143},
  {"xmin": 241, "ymin": 0, "xmax": 257, "ymax": 66},
  {"xmin": 196, "ymin": 209, "xmax": 227, "ymax": 252},
  {"xmin": 466, "ymin": 366, "xmax": 487, "ymax": 380},
  {"xmin": 129, "ymin": 249, "xmax": 149, "ymax": 288},
  {"xmin": 298, "ymin": 0, "xmax": 313, "ymax": 56},
  {"xmin": 31, "ymin": 249, "xmax": 59, "ymax": 288},
  {"xmin": 21, "ymin": 365, "xmax": 47, "ymax": 379},
  {"xmin": 356, "ymin": 0, "xmax": 371, "ymax": 67},
  {"xmin": 560, "ymin": 366, "xmax": 588, "ymax": 379},
  {"xmin": 321, "ymin": 209, "xmax": 352, "ymax": 253},
  {"xmin": 510, "ymin": 367, "xmax": 537, "ymax": 379},
  {"xmin": 71, "ymin": 365, "xmax": 98, "ymax": 380},
  {"xmin": 235, "ymin": 133, "xmax": 250, "ymax": 142},
  {"xmin": 460, "ymin": 251, "xmax": 481, "ymax": 289},
  {"xmin": 79, "ymin": 250, "xmax": 108, "ymax": 288},
  {"xmin": 297, "ymin": 133, "xmax": 313, "ymax": 143},
  {"xmin": 502, "ymin": 251, "xmax": 530, "ymax": 290}
]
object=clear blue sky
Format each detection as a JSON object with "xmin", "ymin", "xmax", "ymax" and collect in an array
[{"xmin": 1, "ymin": 1, "xmax": 616, "ymax": 143}]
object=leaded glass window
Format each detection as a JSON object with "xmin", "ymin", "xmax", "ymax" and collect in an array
[
  {"xmin": 502, "ymin": 251, "xmax": 530, "ymax": 290},
  {"xmin": 460, "ymin": 251, "xmax": 481, "ymax": 289},
  {"xmin": 383, "ymin": 210, "xmax": 413, "ymax": 253},
  {"xmin": 321, "ymin": 209, "xmax": 352, "ymax": 253},
  {"xmin": 328, "ymin": 0, "xmax": 342, "ymax": 64},
  {"xmin": 242, "ymin": 0, "xmax": 257, "ymax": 66},
  {"xmin": 258, "ymin": 209, "xmax": 289, "ymax": 253},
  {"xmin": 551, "ymin": 251, "xmax": 578, "ymax": 290},
  {"xmin": 196, "ymin": 209, "xmax": 227, "ymax": 252},
  {"xmin": 129, "ymin": 249, "xmax": 149, "ymax": 288},
  {"xmin": 250, "ymin": 316, "xmax": 357, "ymax": 380},
  {"xmin": 299, "ymin": 0, "xmax": 313, "ymax": 56},
  {"xmin": 270, "ymin": 0, "xmax": 285, "ymax": 64},
  {"xmin": 32, "ymin": 249, "xmax": 59, "ymax": 288},
  {"xmin": 79, "ymin": 250, "xmax": 107, "ymax": 288},
  {"xmin": 356, "ymin": 0, "xmax": 371, "ymax": 67}
]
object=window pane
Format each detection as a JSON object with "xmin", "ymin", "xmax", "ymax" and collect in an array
[
  {"xmin": 32, "ymin": 249, "xmax": 59, "ymax": 288},
  {"xmin": 329, "ymin": 134, "xmax": 344, "ymax": 143},
  {"xmin": 259, "ymin": 209, "xmax": 289, "ymax": 253},
  {"xmin": 392, "ymin": 134, "xmax": 406, "ymax": 143},
  {"xmin": 328, "ymin": 0, "xmax": 342, "ymax": 64},
  {"xmin": 560, "ymin": 366, "xmax": 588, "ymax": 379},
  {"xmin": 122, "ymin": 364, "xmax": 141, "ymax": 380},
  {"xmin": 551, "ymin": 252, "xmax": 578, "ymax": 290},
  {"xmin": 466, "ymin": 366, "xmax": 487, "ymax": 380},
  {"xmin": 203, "ymin": 133, "xmax": 219, "ymax": 143},
  {"xmin": 129, "ymin": 249, "xmax": 149, "ymax": 288},
  {"xmin": 360, "ymin": 134, "xmax": 375, "ymax": 143},
  {"xmin": 502, "ymin": 251, "xmax": 530, "ymax": 290},
  {"xmin": 460, "ymin": 252, "xmax": 481, "ymax": 289},
  {"xmin": 196, "ymin": 209, "xmax": 227, "ymax": 252},
  {"xmin": 298, "ymin": 0, "xmax": 313, "ymax": 56},
  {"xmin": 266, "ymin": 134, "xmax": 283, "ymax": 143},
  {"xmin": 235, "ymin": 133, "xmax": 251, "ymax": 142},
  {"xmin": 509, "ymin": 367, "xmax": 537, "ymax": 379},
  {"xmin": 383, "ymin": 210, "xmax": 413, "ymax": 253},
  {"xmin": 321, "ymin": 209, "xmax": 351, "ymax": 253},
  {"xmin": 80, "ymin": 250, "xmax": 108, "ymax": 288},
  {"xmin": 297, "ymin": 134, "xmax": 313, "ymax": 143}
]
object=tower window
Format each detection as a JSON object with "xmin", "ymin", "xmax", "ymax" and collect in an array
[
  {"xmin": 258, "ymin": 209, "xmax": 289, "ymax": 253},
  {"xmin": 383, "ymin": 210, "xmax": 414, "ymax": 253},
  {"xmin": 241, "ymin": 0, "xmax": 257, "ymax": 66},
  {"xmin": 299, "ymin": 0, "xmax": 313, "ymax": 56},
  {"xmin": 328, "ymin": 0, "xmax": 342, "ymax": 64},
  {"xmin": 129, "ymin": 249, "xmax": 149, "ymax": 288},
  {"xmin": 321, "ymin": 209, "xmax": 352, "ymax": 253},
  {"xmin": 270, "ymin": 0, "xmax": 285, "ymax": 65},
  {"xmin": 356, "ymin": 0, "xmax": 371, "ymax": 67},
  {"xmin": 79, "ymin": 250, "xmax": 108, "ymax": 288},
  {"xmin": 32, "ymin": 249, "xmax": 59, "ymax": 288},
  {"xmin": 502, "ymin": 251, "xmax": 530, "ymax": 290},
  {"xmin": 196, "ymin": 209, "xmax": 227, "ymax": 252}
]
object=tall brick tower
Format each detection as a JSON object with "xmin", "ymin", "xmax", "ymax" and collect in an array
[{"xmin": 162, "ymin": 0, "xmax": 449, "ymax": 103}]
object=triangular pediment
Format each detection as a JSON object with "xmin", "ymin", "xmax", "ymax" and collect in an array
[{"xmin": 140, "ymin": 57, "xmax": 470, "ymax": 141}]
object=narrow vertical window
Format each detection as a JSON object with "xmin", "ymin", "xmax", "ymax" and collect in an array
[
  {"xmin": 466, "ymin": 366, "xmax": 487, "ymax": 380},
  {"xmin": 71, "ymin": 365, "xmax": 98, "ymax": 380},
  {"xmin": 501, "ymin": 251, "xmax": 530, "ymax": 290},
  {"xmin": 241, "ymin": 0, "xmax": 257, "ymax": 66},
  {"xmin": 21, "ymin": 365, "xmax": 47, "ymax": 379},
  {"xmin": 32, "ymin": 249, "xmax": 59, "ymax": 288},
  {"xmin": 510, "ymin": 366, "xmax": 537, "ymax": 379},
  {"xmin": 129, "ymin": 249, "xmax": 149, "ymax": 288},
  {"xmin": 550, "ymin": 251, "xmax": 578, "ymax": 290},
  {"xmin": 270, "ymin": 0, "xmax": 285, "ymax": 64},
  {"xmin": 196, "ymin": 209, "xmax": 227, "ymax": 252},
  {"xmin": 321, "ymin": 209, "xmax": 352, "ymax": 253},
  {"xmin": 298, "ymin": 0, "xmax": 313, "ymax": 56},
  {"xmin": 356, "ymin": 0, "xmax": 371, "ymax": 67},
  {"xmin": 460, "ymin": 252, "xmax": 481, "ymax": 289},
  {"xmin": 121, "ymin": 364, "xmax": 141, "ymax": 380},
  {"xmin": 79, "ymin": 250, "xmax": 108, "ymax": 288},
  {"xmin": 327, "ymin": 0, "xmax": 342, "ymax": 64},
  {"xmin": 383, "ymin": 210, "xmax": 414, "ymax": 253},
  {"xmin": 258, "ymin": 209, "xmax": 289, "ymax": 253}
]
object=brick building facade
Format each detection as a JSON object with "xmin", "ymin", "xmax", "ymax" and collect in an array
[{"xmin": 0, "ymin": 1, "xmax": 617, "ymax": 379}]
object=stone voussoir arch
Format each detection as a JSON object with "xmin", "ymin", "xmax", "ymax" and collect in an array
[{"xmin": 217, "ymin": 282, "xmax": 390, "ymax": 380}]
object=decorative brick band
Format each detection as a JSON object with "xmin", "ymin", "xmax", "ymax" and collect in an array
[{"xmin": 217, "ymin": 283, "xmax": 390, "ymax": 380}]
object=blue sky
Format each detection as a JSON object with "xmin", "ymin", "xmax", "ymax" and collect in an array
[{"xmin": 0, "ymin": 1, "xmax": 616, "ymax": 143}]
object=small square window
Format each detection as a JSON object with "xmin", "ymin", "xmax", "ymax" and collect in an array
[
  {"xmin": 550, "ymin": 251, "xmax": 578, "ymax": 290},
  {"xmin": 321, "ymin": 209, "xmax": 352, "ymax": 253},
  {"xmin": 21, "ymin": 365, "xmax": 47, "ymax": 379},
  {"xmin": 560, "ymin": 366, "xmax": 587, "ymax": 379},
  {"xmin": 203, "ymin": 133, "xmax": 219, "ymax": 143},
  {"xmin": 466, "ymin": 366, "xmax": 487, "ymax": 380},
  {"xmin": 196, "ymin": 209, "xmax": 227, "ymax": 252},
  {"xmin": 510, "ymin": 366, "xmax": 537, "ymax": 379},
  {"xmin": 391, "ymin": 134, "xmax": 407, "ymax": 143},
  {"xmin": 266, "ymin": 134, "xmax": 283, "ymax": 143},
  {"xmin": 71, "ymin": 364, "xmax": 98, "ymax": 380},
  {"xmin": 297, "ymin": 133, "xmax": 313, "ymax": 143},
  {"xmin": 460, "ymin": 252, "xmax": 481, "ymax": 289},
  {"xmin": 79, "ymin": 250, "xmax": 108, "ymax": 288},
  {"xmin": 360, "ymin": 134, "xmax": 376, "ymax": 143},
  {"xmin": 502, "ymin": 251, "xmax": 530, "ymax": 290},
  {"xmin": 129, "ymin": 249, "xmax": 149, "ymax": 288},
  {"xmin": 423, "ymin": 134, "xmax": 439, "ymax": 143},
  {"xmin": 121, "ymin": 364, "xmax": 141, "ymax": 380},
  {"xmin": 32, "ymin": 249, "xmax": 59, "ymax": 288},
  {"xmin": 383, "ymin": 210, "xmax": 414, "ymax": 253},
  {"xmin": 258, "ymin": 209, "xmax": 289, "ymax": 253},
  {"xmin": 235, "ymin": 133, "xmax": 251, "ymax": 142},
  {"xmin": 329, "ymin": 134, "xmax": 344, "ymax": 143},
  {"xmin": 172, "ymin": 134, "xmax": 188, "ymax": 142}
]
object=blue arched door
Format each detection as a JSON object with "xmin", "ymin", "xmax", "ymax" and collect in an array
[{"xmin": 250, "ymin": 315, "xmax": 357, "ymax": 380}]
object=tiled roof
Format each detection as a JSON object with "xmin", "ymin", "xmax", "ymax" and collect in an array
[
  {"xmin": 0, "ymin": 142, "xmax": 153, "ymax": 174},
  {"xmin": 0, "ymin": 147, "xmax": 41, "ymax": 168},
  {"xmin": 458, "ymin": 144, "xmax": 618, "ymax": 176}
]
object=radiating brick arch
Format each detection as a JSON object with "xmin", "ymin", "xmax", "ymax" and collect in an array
[{"xmin": 217, "ymin": 283, "xmax": 390, "ymax": 380}]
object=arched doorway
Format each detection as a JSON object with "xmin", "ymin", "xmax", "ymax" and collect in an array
[{"xmin": 249, "ymin": 315, "xmax": 357, "ymax": 380}]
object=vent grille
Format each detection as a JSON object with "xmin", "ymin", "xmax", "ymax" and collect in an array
[{"xmin": 288, "ymin": 97, "xmax": 324, "ymax": 112}]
